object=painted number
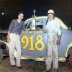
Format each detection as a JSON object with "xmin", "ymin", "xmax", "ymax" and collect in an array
[{"xmin": 21, "ymin": 35, "xmax": 44, "ymax": 51}]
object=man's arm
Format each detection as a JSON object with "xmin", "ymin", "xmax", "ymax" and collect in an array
[
  {"xmin": 57, "ymin": 22, "xmax": 62, "ymax": 45},
  {"xmin": 7, "ymin": 20, "xmax": 14, "ymax": 42},
  {"xmin": 8, "ymin": 20, "xmax": 14, "ymax": 32},
  {"xmin": 22, "ymin": 22, "xmax": 31, "ymax": 31},
  {"xmin": 43, "ymin": 24, "xmax": 48, "ymax": 33},
  {"xmin": 22, "ymin": 21, "xmax": 26, "ymax": 31}
]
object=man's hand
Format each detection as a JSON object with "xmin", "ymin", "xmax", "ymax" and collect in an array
[
  {"xmin": 7, "ymin": 35, "xmax": 11, "ymax": 42},
  {"xmin": 7, "ymin": 31, "xmax": 11, "ymax": 42},
  {"xmin": 57, "ymin": 35, "xmax": 61, "ymax": 45}
]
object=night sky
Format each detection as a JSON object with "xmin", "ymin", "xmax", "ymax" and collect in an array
[{"xmin": 0, "ymin": 0, "xmax": 72, "ymax": 29}]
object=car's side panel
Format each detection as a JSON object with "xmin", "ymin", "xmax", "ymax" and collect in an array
[
  {"xmin": 20, "ymin": 31, "xmax": 47, "ymax": 58},
  {"xmin": 20, "ymin": 16, "xmax": 72, "ymax": 61},
  {"xmin": 59, "ymin": 29, "xmax": 72, "ymax": 57}
]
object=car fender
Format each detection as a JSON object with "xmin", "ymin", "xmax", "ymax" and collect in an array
[{"xmin": 65, "ymin": 42, "xmax": 72, "ymax": 58}]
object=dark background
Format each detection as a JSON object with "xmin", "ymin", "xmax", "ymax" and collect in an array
[{"xmin": 0, "ymin": 0, "xmax": 72, "ymax": 29}]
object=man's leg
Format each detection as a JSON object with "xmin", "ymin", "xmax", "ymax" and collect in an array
[
  {"xmin": 9, "ymin": 40, "xmax": 15, "ymax": 66},
  {"xmin": 15, "ymin": 36, "xmax": 21, "ymax": 67},
  {"xmin": 46, "ymin": 41, "xmax": 53, "ymax": 71},
  {"xmin": 53, "ymin": 42, "xmax": 58, "ymax": 70}
]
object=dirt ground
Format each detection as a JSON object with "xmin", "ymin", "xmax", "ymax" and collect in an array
[{"xmin": 0, "ymin": 57, "xmax": 72, "ymax": 72}]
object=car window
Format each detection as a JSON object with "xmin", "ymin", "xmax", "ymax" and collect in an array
[{"xmin": 24, "ymin": 18, "xmax": 47, "ymax": 30}]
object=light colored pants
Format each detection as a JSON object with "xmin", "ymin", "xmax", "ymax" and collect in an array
[
  {"xmin": 9, "ymin": 33, "xmax": 21, "ymax": 66},
  {"xmin": 46, "ymin": 34, "xmax": 58, "ymax": 70}
]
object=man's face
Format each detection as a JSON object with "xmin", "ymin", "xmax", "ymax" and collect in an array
[
  {"xmin": 18, "ymin": 13, "xmax": 24, "ymax": 20},
  {"xmin": 48, "ymin": 13, "xmax": 54, "ymax": 20}
]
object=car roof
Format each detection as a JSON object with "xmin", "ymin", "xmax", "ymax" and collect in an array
[{"xmin": 24, "ymin": 16, "xmax": 68, "ymax": 29}]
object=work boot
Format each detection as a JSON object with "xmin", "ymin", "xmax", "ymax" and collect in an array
[
  {"xmin": 53, "ymin": 69, "xmax": 58, "ymax": 72},
  {"xmin": 16, "ymin": 66, "xmax": 22, "ymax": 69},
  {"xmin": 11, "ymin": 65, "xmax": 15, "ymax": 67},
  {"xmin": 42, "ymin": 69, "xmax": 51, "ymax": 72},
  {"xmin": 46, "ymin": 69, "xmax": 51, "ymax": 72}
]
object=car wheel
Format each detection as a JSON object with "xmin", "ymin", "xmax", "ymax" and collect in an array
[{"xmin": 0, "ymin": 48, "xmax": 3, "ymax": 62}]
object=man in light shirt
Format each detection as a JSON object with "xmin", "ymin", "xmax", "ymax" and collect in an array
[{"xmin": 45, "ymin": 9, "xmax": 61, "ymax": 72}]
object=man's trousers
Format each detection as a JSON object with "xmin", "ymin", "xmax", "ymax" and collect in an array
[
  {"xmin": 46, "ymin": 34, "xmax": 58, "ymax": 70},
  {"xmin": 9, "ymin": 33, "xmax": 21, "ymax": 66}
]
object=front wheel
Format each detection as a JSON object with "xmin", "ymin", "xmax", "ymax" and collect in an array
[{"xmin": 0, "ymin": 48, "xmax": 3, "ymax": 62}]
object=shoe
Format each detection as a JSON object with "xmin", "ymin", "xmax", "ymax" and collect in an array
[
  {"xmin": 46, "ymin": 70, "xmax": 51, "ymax": 72},
  {"xmin": 16, "ymin": 66, "xmax": 22, "ymax": 69},
  {"xmin": 42, "ymin": 70, "xmax": 51, "ymax": 72},
  {"xmin": 53, "ymin": 69, "xmax": 58, "ymax": 72},
  {"xmin": 11, "ymin": 65, "xmax": 15, "ymax": 67}
]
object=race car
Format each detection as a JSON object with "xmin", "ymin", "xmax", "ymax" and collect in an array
[
  {"xmin": 20, "ymin": 16, "xmax": 72, "ymax": 62},
  {"xmin": 0, "ymin": 16, "xmax": 72, "ymax": 63}
]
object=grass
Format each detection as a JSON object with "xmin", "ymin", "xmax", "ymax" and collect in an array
[
  {"xmin": 0, "ymin": 57, "xmax": 45, "ymax": 72},
  {"xmin": 0, "ymin": 57, "xmax": 72, "ymax": 72}
]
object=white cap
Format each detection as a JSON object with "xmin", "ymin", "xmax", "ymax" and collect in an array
[{"xmin": 48, "ymin": 9, "xmax": 55, "ymax": 14}]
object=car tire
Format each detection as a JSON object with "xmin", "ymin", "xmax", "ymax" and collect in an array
[{"xmin": 0, "ymin": 48, "xmax": 3, "ymax": 62}]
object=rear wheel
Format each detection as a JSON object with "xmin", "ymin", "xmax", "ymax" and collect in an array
[
  {"xmin": 68, "ymin": 53, "xmax": 72, "ymax": 65},
  {"xmin": 66, "ymin": 47, "xmax": 72, "ymax": 65}
]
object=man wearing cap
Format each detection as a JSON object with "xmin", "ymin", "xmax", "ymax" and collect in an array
[{"xmin": 45, "ymin": 9, "xmax": 61, "ymax": 72}]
